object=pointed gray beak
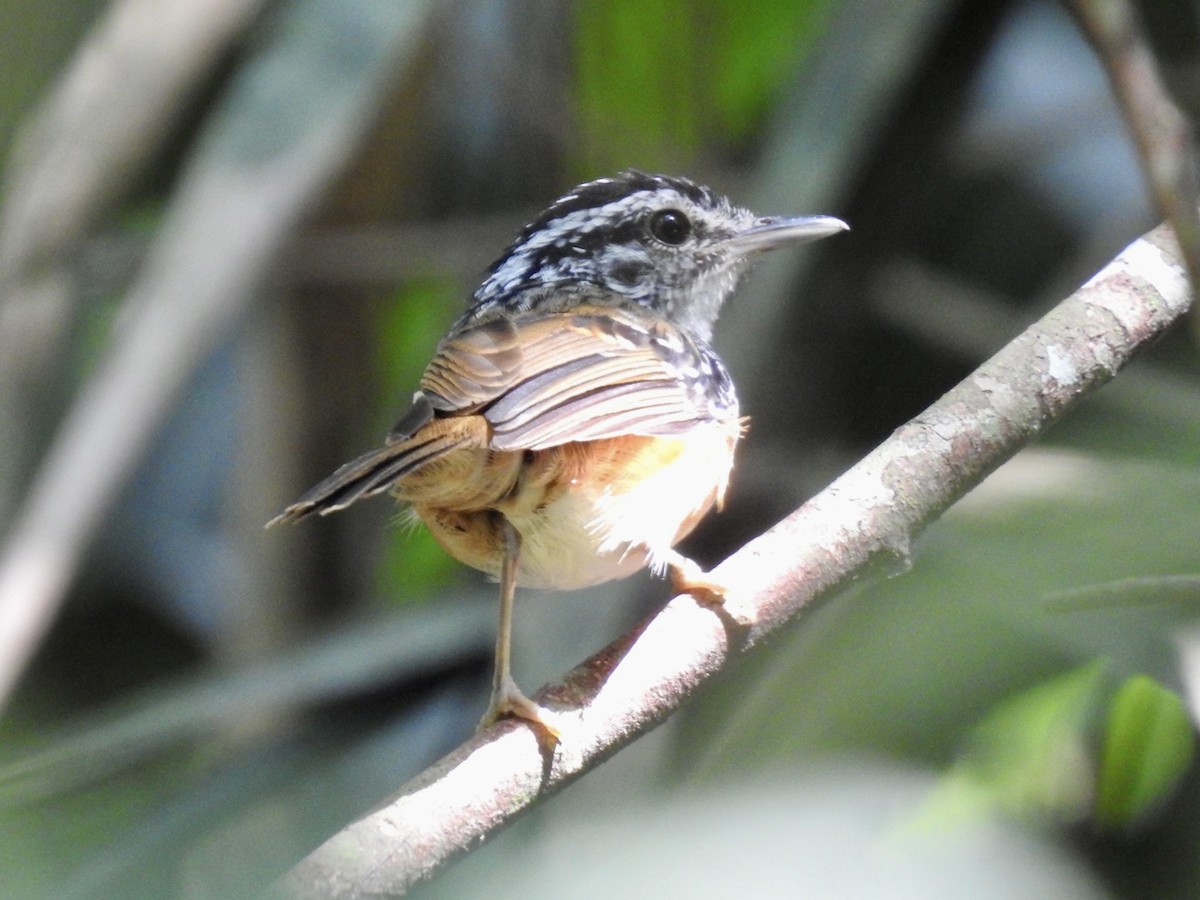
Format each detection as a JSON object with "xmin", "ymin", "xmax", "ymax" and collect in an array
[{"xmin": 727, "ymin": 214, "xmax": 849, "ymax": 254}]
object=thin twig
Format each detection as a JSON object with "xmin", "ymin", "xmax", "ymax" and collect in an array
[
  {"xmin": 280, "ymin": 223, "xmax": 1192, "ymax": 898},
  {"xmin": 1072, "ymin": 0, "xmax": 1200, "ymax": 286}
]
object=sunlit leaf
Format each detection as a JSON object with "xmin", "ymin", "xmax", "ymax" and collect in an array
[
  {"xmin": 916, "ymin": 662, "xmax": 1107, "ymax": 828},
  {"xmin": 1096, "ymin": 675, "xmax": 1195, "ymax": 829}
]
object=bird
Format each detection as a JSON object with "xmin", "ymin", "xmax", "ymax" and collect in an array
[{"xmin": 270, "ymin": 171, "xmax": 847, "ymax": 735}]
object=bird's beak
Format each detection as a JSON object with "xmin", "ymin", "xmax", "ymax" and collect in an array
[{"xmin": 727, "ymin": 215, "xmax": 848, "ymax": 254}]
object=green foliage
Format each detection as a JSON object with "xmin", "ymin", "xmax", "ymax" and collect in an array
[
  {"xmin": 573, "ymin": 0, "xmax": 702, "ymax": 171},
  {"xmin": 910, "ymin": 664, "xmax": 1196, "ymax": 832},
  {"xmin": 1096, "ymin": 674, "xmax": 1195, "ymax": 829},
  {"xmin": 708, "ymin": 0, "xmax": 836, "ymax": 137},
  {"xmin": 571, "ymin": 0, "xmax": 834, "ymax": 173},
  {"xmin": 371, "ymin": 279, "xmax": 465, "ymax": 604},
  {"xmin": 676, "ymin": 435, "xmax": 1200, "ymax": 830},
  {"xmin": 913, "ymin": 667, "xmax": 1195, "ymax": 833},
  {"xmin": 919, "ymin": 662, "xmax": 1106, "ymax": 828}
]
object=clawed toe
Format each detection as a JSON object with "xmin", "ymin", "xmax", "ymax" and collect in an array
[
  {"xmin": 479, "ymin": 673, "xmax": 563, "ymax": 740},
  {"xmin": 667, "ymin": 551, "xmax": 729, "ymax": 605}
]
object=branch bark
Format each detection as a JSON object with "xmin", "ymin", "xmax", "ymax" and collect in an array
[{"xmin": 279, "ymin": 222, "xmax": 1192, "ymax": 898}]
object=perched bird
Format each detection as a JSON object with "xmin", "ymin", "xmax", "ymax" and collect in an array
[{"xmin": 271, "ymin": 171, "xmax": 846, "ymax": 734}]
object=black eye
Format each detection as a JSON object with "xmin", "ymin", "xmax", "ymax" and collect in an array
[{"xmin": 649, "ymin": 209, "xmax": 691, "ymax": 245}]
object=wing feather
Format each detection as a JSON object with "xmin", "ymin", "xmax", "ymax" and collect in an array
[
  {"xmin": 492, "ymin": 384, "xmax": 695, "ymax": 450},
  {"xmin": 273, "ymin": 306, "xmax": 735, "ymax": 522},
  {"xmin": 417, "ymin": 306, "xmax": 733, "ymax": 451}
]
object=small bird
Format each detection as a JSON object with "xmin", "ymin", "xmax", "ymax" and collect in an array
[{"xmin": 270, "ymin": 171, "xmax": 846, "ymax": 734}]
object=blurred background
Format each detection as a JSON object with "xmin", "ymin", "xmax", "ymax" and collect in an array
[{"xmin": 1, "ymin": 0, "xmax": 1198, "ymax": 897}]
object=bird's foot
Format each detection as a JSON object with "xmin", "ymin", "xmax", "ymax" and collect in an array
[
  {"xmin": 667, "ymin": 551, "xmax": 729, "ymax": 605},
  {"xmin": 479, "ymin": 671, "xmax": 563, "ymax": 740}
]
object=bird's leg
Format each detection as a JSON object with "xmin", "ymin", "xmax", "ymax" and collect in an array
[
  {"xmin": 479, "ymin": 518, "xmax": 561, "ymax": 737},
  {"xmin": 666, "ymin": 549, "xmax": 729, "ymax": 605}
]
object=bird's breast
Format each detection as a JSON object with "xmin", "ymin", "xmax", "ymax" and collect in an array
[{"xmin": 404, "ymin": 419, "xmax": 740, "ymax": 590}]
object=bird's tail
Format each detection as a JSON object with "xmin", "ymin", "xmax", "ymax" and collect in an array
[{"xmin": 267, "ymin": 425, "xmax": 476, "ymax": 526}]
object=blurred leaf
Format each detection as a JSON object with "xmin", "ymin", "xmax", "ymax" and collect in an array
[
  {"xmin": 1096, "ymin": 675, "xmax": 1195, "ymax": 830},
  {"xmin": 371, "ymin": 280, "xmax": 457, "ymax": 423},
  {"xmin": 710, "ymin": 0, "xmax": 836, "ymax": 138},
  {"xmin": 571, "ymin": 0, "xmax": 833, "ymax": 173},
  {"xmin": 371, "ymin": 279, "xmax": 465, "ymax": 604},
  {"xmin": 918, "ymin": 662, "xmax": 1106, "ymax": 828},
  {"xmin": 1047, "ymin": 574, "xmax": 1200, "ymax": 612},
  {"xmin": 574, "ymin": 0, "xmax": 701, "ymax": 171}
]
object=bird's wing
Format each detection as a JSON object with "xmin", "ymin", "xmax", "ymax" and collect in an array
[
  {"xmin": 269, "ymin": 307, "xmax": 735, "ymax": 524},
  {"xmin": 419, "ymin": 307, "xmax": 735, "ymax": 450}
]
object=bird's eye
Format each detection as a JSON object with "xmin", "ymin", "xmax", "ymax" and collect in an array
[{"xmin": 648, "ymin": 209, "xmax": 691, "ymax": 245}]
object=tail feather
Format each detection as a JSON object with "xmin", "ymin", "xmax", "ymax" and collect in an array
[
  {"xmin": 267, "ymin": 424, "xmax": 477, "ymax": 527},
  {"xmin": 353, "ymin": 432, "xmax": 465, "ymax": 499}
]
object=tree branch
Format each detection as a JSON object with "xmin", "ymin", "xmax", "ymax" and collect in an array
[{"xmin": 280, "ymin": 223, "xmax": 1192, "ymax": 898}]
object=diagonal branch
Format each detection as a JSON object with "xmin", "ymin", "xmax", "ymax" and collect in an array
[{"xmin": 280, "ymin": 223, "xmax": 1192, "ymax": 898}]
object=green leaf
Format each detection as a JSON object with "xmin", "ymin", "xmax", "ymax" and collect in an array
[
  {"xmin": 678, "ymin": 453, "xmax": 1200, "ymax": 776},
  {"xmin": 916, "ymin": 662, "xmax": 1108, "ymax": 829},
  {"xmin": 1096, "ymin": 675, "xmax": 1195, "ymax": 829},
  {"xmin": 371, "ymin": 279, "xmax": 464, "ymax": 604},
  {"xmin": 571, "ymin": 0, "xmax": 833, "ymax": 173},
  {"xmin": 709, "ymin": 0, "xmax": 837, "ymax": 138}
]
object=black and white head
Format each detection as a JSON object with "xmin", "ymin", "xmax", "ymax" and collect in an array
[{"xmin": 471, "ymin": 171, "xmax": 847, "ymax": 341}]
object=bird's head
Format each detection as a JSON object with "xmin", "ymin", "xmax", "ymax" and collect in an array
[{"xmin": 472, "ymin": 171, "xmax": 847, "ymax": 341}]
